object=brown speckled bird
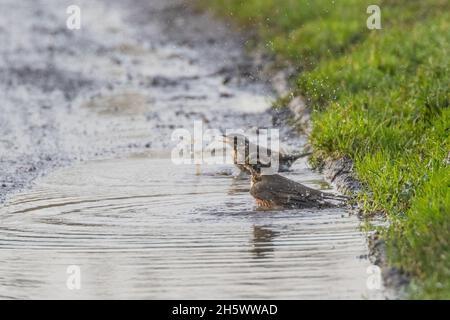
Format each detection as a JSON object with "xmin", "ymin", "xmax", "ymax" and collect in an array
[
  {"xmin": 244, "ymin": 161, "xmax": 347, "ymax": 209},
  {"xmin": 222, "ymin": 133, "xmax": 311, "ymax": 174}
]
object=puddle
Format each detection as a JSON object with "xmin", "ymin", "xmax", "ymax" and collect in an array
[{"xmin": 0, "ymin": 157, "xmax": 383, "ymax": 299}]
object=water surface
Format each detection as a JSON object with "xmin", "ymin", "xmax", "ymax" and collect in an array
[{"xmin": 0, "ymin": 156, "xmax": 381, "ymax": 299}]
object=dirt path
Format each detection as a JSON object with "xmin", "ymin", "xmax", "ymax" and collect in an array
[
  {"xmin": 0, "ymin": 0, "xmax": 280, "ymax": 202},
  {"xmin": 0, "ymin": 0, "xmax": 385, "ymax": 299}
]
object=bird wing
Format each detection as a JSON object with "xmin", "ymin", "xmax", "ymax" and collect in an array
[
  {"xmin": 250, "ymin": 175, "xmax": 315, "ymax": 207},
  {"xmin": 252, "ymin": 175, "xmax": 343, "ymax": 208}
]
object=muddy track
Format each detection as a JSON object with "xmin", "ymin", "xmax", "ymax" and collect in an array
[{"xmin": 0, "ymin": 0, "xmax": 281, "ymax": 203}]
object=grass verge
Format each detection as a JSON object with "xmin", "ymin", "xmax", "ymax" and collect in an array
[{"xmin": 200, "ymin": 0, "xmax": 450, "ymax": 298}]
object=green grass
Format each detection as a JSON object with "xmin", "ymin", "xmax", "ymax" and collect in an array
[{"xmin": 201, "ymin": 0, "xmax": 450, "ymax": 298}]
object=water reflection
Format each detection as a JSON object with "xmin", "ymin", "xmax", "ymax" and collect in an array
[{"xmin": 250, "ymin": 225, "xmax": 277, "ymax": 259}]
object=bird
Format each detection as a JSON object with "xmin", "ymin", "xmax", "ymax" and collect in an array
[
  {"xmin": 243, "ymin": 160, "xmax": 347, "ymax": 209},
  {"xmin": 222, "ymin": 133, "xmax": 311, "ymax": 174}
]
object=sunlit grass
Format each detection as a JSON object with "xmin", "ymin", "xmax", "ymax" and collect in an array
[{"xmin": 202, "ymin": 0, "xmax": 450, "ymax": 298}]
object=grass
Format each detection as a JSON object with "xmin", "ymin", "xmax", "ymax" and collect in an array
[{"xmin": 200, "ymin": 0, "xmax": 450, "ymax": 298}]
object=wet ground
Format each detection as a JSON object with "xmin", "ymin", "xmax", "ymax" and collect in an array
[{"xmin": 0, "ymin": 0, "xmax": 384, "ymax": 299}]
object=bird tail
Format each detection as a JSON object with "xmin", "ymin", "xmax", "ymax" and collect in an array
[
  {"xmin": 323, "ymin": 192, "xmax": 348, "ymax": 199},
  {"xmin": 282, "ymin": 152, "xmax": 312, "ymax": 166},
  {"xmin": 321, "ymin": 192, "xmax": 349, "ymax": 205}
]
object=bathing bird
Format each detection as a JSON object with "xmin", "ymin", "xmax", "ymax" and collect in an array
[
  {"xmin": 222, "ymin": 133, "xmax": 311, "ymax": 174},
  {"xmin": 243, "ymin": 160, "xmax": 347, "ymax": 209}
]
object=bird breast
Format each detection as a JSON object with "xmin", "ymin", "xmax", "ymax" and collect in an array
[{"xmin": 255, "ymin": 198, "xmax": 274, "ymax": 208}]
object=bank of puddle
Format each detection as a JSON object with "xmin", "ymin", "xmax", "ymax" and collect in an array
[{"xmin": 0, "ymin": 154, "xmax": 384, "ymax": 299}]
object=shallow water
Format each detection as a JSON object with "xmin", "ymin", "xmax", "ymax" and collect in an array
[{"xmin": 0, "ymin": 156, "xmax": 382, "ymax": 299}]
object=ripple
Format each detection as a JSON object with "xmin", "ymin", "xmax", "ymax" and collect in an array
[{"xmin": 0, "ymin": 157, "xmax": 382, "ymax": 299}]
